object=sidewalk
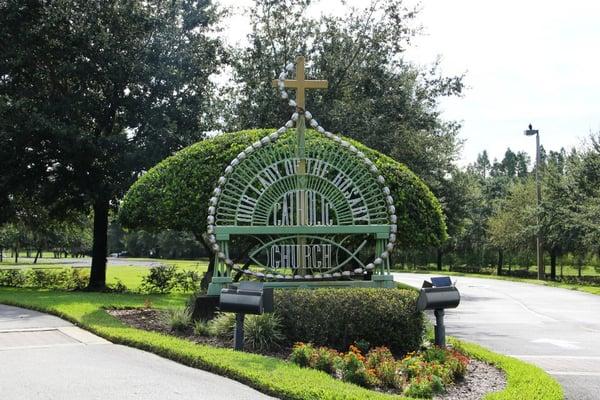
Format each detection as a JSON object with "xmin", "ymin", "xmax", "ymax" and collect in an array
[{"xmin": 0, "ymin": 304, "xmax": 274, "ymax": 400}]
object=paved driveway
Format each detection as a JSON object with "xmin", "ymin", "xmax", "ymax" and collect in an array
[
  {"xmin": 395, "ymin": 272, "xmax": 600, "ymax": 400},
  {"xmin": 0, "ymin": 304, "xmax": 273, "ymax": 400},
  {"xmin": 1, "ymin": 256, "xmax": 167, "ymax": 268}
]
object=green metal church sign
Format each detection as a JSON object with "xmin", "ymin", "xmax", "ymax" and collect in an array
[{"xmin": 206, "ymin": 57, "xmax": 396, "ymax": 295}]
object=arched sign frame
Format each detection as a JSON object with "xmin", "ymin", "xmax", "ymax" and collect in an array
[{"xmin": 206, "ymin": 57, "xmax": 396, "ymax": 295}]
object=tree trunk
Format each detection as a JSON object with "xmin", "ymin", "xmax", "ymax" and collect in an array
[
  {"xmin": 87, "ymin": 198, "xmax": 110, "ymax": 290},
  {"xmin": 14, "ymin": 246, "xmax": 18, "ymax": 263},
  {"xmin": 560, "ymin": 259, "xmax": 564, "ymax": 279},
  {"xmin": 550, "ymin": 248, "xmax": 557, "ymax": 281},
  {"xmin": 33, "ymin": 248, "xmax": 42, "ymax": 264},
  {"xmin": 497, "ymin": 250, "xmax": 503, "ymax": 276},
  {"xmin": 0, "ymin": 247, "xmax": 2, "ymax": 262},
  {"xmin": 436, "ymin": 248, "xmax": 443, "ymax": 271},
  {"xmin": 195, "ymin": 232, "xmax": 214, "ymax": 291}
]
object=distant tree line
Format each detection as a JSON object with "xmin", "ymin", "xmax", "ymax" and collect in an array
[
  {"xmin": 402, "ymin": 136, "xmax": 600, "ymax": 279},
  {"xmin": 107, "ymin": 222, "xmax": 207, "ymax": 259}
]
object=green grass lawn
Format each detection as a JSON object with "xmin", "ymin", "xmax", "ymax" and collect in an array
[
  {"xmin": 393, "ymin": 268, "xmax": 600, "ymax": 296},
  {"xmin": 0, "ymin": 258, "xmax": 209, "ymax": 291},
  {"xmin": 0, "ymin": 286, "xmax": 562, "ymax": 400}
]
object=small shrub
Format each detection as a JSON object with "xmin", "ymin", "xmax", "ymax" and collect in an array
[
  {"xmin": 310, "ymin": 346, "xmax": 341, "ymax": 374},
  {"xmin": 173, "ymin": 270, "xmax": 201, "ymax": 292},
  {"xmin": 446, "ymin": 350, "xmax": 469, "ymax": 379},
  {"xmin": 164, "ymin": 307, "xmax": 191, "ymax": 332},
  {"xmin": 141, "ymin": 265, "xmax": 177, "ymax": 293},
  {"xmin": 365, "ymin": 347, "xmax": 403, "ymax": 388},
  {"xmin": 403, "ymin": 375, "xmax": 443, "ymax": 398},
  {"xmin": 400, "ymin": 353, "xmax": 424, "ymax": 379},
  {"xmin": 244, "ymin": 313, "xmax": 284, "ymax": 352},
  {"xmin": 0, "ymin": 269, "xmax": 26, "ymax": 287},
  {"xmin": 208, "ymin": 312, "xmax": 236, "ymax": 338},
  {"xmin": 192, "ymin": 320, "xmax": 211, "ymax": 336},
  {"xmin": 26, "ymin": 268, "xmax": 71, "ymax": 288},
  {"xmin": 354, "ymin": 339, "xmax": 370, "ymax": 354},
  {"xmin": 366, "ymin": 346, "xmax": 395, "ymax": 369},
  {"xmin": 289, "ymin": 342, "xmax": 315, "ymax": 368},
  {"xmin": 68, "ymin": 268, "xmax": 90, "ymax": 290},
  {"xmin": 109, "ymin": 279, "xmax": 128, "ymax": 293},
  {"xmin": 375, "ymin": 360, "xmax": 403, "ymax": 389},
  {"xmin": 143, "ymin": 298, "xmax": 153, "ymax": 308},
  {"xmin": 275, "ymin": 288, "xmax": 423, "ymax": 354},
  {"xmin": 340, "ymin": 348, "xmax": 378, "ymax": 388},
  {"xmin": 423, "ymin": 346, "xmax": 448, "ymax": 363}
]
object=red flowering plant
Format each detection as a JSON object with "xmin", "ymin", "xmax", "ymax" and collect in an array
[{"xmin": 288, "ymin": 343, "xmax": 470, "ymax": 398}]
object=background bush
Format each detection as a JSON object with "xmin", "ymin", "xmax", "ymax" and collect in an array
[
  {"xmin": 274, "ymin": 288, "xmax": 423, "ymax": 355},
  {"xmin": 0, "ymin": 268, "xmax": 89, "ymax": 290},
  {"xmin": 140, "ymin": 265, "xmax": 201, "ymax": 294}
]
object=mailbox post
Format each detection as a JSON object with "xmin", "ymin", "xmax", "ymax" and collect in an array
[
  {"xmin": 416, "ymin": 276, "xmax": 460, "ymax": 347},
  {"xmin": 218, "ymin": 281, "xmax": 273, "ymax": 351}
]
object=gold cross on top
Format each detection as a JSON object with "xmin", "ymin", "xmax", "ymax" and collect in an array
[{"xmin": 272, "ymin": 56, "xmax": 328, "ymax": 111}]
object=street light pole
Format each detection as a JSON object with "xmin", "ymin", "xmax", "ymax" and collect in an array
[{"xmin": 524, "ymin": 124, "xmax": 544, "ymax": 280}]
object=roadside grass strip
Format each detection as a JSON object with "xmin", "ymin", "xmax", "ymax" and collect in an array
[
  {"xmin": 450, "ymin": 339, "xmax": 563, "ymax": 400},
  {"xmin": 0, "ymin": 287, "xmax": 563, "ymax": 400}
]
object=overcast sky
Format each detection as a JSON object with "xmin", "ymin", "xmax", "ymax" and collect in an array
[{"xmin": 219, "ymin": 0, "xmax": 600, "ymax": 166}]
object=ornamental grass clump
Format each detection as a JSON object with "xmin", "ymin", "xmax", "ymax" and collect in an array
[
  {"xmin": 164, "ymin": 307, "xmax": 192, "ymax": 332},
  {"xmin": 207, "ymin": 312, "xmax": 236, "ymax": 338},
  {"xmin": 192, "ymin": 320, "xmax": 211, "ymax": 336},
  {"xmin": 244, "ymin": 313, "xmax": 285, "ymax": 352}
]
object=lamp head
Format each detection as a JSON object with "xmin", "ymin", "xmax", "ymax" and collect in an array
[{"xmin": 524, "ymin": 123, "xmax": 538, "ymax": 136}]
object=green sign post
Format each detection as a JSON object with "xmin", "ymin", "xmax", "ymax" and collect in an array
[{"xmin": 206, "ymin": 56, "xmax": 397, "ymax": 295}]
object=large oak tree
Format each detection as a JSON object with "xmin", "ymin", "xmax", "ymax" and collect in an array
[{"xmin": 0, "ymin": 0, "xmax": 223, "ymax": 289}]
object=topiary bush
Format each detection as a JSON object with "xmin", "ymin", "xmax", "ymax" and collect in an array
[
  {"xmin": 119, "ymin": 129, "xmax": 446, "ymax": 250},
  {"xmin": 274, "ymin": 288, "xmax": 423, "ymax": 355}
]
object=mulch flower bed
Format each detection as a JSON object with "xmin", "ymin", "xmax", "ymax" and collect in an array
[
  {"xmin": 106, "ymin": 308, "xmax": 292, "ymax": 358},
  {"xmin": 107, "ymin": 308, "xmax": 506, "ymax": 400}
]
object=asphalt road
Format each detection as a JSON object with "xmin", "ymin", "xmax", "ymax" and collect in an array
[
  {"xmin": 3, "ymin": 256, "xmax": 167, "ymax": 268},
  {"xmin": 394, "ymin": 272, "xmax": 600, "ymax": 400},
  {"xmin": 0, "ymin": 304, "xmax": 274, "ymax": 400}
]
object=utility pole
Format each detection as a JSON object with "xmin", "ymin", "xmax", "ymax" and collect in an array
[{"xmin": 524, "ymin": 124, "xmax": 544, "ymax": 280}]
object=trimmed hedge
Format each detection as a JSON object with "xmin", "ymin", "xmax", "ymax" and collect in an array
[{"xmin": 274, "ymin": 288, "xmax": 423, "ymax": 355}]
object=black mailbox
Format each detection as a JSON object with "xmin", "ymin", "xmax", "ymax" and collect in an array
[
  {"xmin": 416, "ymin": 277, "xmax": 460, "ymax": 347},
  {"xmin": 218, "ymin": 281, "xmax": 274, "ymax": 351},
  {"xmin": 417, "ymin": 286, "xmax": 460, "ymax": 311},
  {"xmin": 219, "ymin": 287, "xmax": 263, "ymax": 314}
]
